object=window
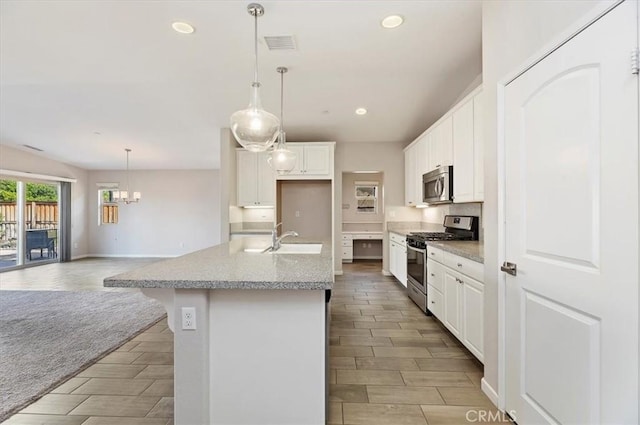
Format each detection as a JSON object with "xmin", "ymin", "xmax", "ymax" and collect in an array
[
  {"xmin": 98, "ymin": 185, "xmax": 119, "ymax": 225},
  {"xmin": 355, "ymin": 182, "xmax": 378, "ymax": 214}
]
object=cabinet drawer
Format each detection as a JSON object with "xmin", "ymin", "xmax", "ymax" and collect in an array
[
  {"xmin": 389, "ymin": 232, "xmax": 406, "ymax": 245},
  {"xmin": 427, "ymin": 259, "xmax": 444, "ymax": 292},
  {"xmin": 342, "ymin": 233, "xmax": 353, "ymax": 241},
  {"xmin": 342, "ymin": 240, "xmax": 353, "ymax": 247},
  {"xmin": 427, "ymin": 284, "xmax": 444, "ymax": 320},
  {"xmin": 353, "ymin": 233, "xmax": 383, "ymax": 240},
  {"xmin": 342, "ymin": 247, "xmax": 353, "ymax": 263},
  {"xmin": 427, "ymin": 246, "xmax": 444, "ymax": 263},
  {"xmin": 443, "ymin": 252, "xmax": 483, "ymax": 282}
]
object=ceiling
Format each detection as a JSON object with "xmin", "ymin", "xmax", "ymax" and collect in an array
[{"xmin": 0, "ymin": 1, "xmax": 482, "ymax": 170}]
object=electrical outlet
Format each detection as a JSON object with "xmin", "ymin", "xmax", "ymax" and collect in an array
[
  {"xmin": 181, "ymin": 307, "xmax": 196, "ymax": 330},
  {"xmin": 295, "ymin": 210, "xmax": 301, "ymax": 217}
]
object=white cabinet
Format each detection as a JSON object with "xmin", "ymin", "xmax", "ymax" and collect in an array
[
  {"xmin": 452, "ymin": 91, "xmax": 484, "ymax": 203},
  {"xmin": 429, "ymin": 116, "xmax": 453, "ymax": 171},
  {"xmin": 473, "ymin": 92, "xmax": 484, "ymax": 201},
  {"xmin": 404, "ymin": 146, "xmax": 417, "ymax": 206},
  {"xmin": 237, "ymin": 150, "xmax": 275, "ymax": 207},
  {"xmin": 342, "ymin": 233, "xmax": 353, "ymax": 263},
  {"xmin": 278, "ymin": 142, "xmax": 334, "ymax": 179},
  {"xmin": 427, "ymin": 244, "xmax": 484, "ymax": 362},
  {"xmin": 389, "ymin": 232, "xmax": 407, "ymax": 287},
  {"xmin": 453, "ymin": 99, "xmax": 475, "ymax": 203}
]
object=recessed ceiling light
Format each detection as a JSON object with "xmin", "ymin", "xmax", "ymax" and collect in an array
[
  {"xmin": 172, "ymin": 21, "xmax": 195, "ymax": 34},
  {"xmin": 381, "ymin": 15, "xmax": 404, "ymax": 29},
  {"xmin": 355, "ymin": 108, "xmax": 368, "ymax": 115}
]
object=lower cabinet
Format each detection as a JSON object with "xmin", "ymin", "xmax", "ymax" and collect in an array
[
  {"xmin": 388, "ymin": 232, "xmax": 407, "ymax": 287},
  {"xmin": 342, "ymin": 234, "xmax": 353, "ymax": 263},
  {"xmin": 427, "ymin": 245, "xmax": 484, "ymax": 362}
]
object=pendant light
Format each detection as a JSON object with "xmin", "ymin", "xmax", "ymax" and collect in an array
[
  {"xmin": 268, "ymin": 66, "xmax": 296, "ymax": 174},
  {"xmin": 113, "ymin": 148, "xmax": 141, "ymax": 204},
  {"xmin": 230, "ymin": 3, "xmax": 280, "ymax": 152}
]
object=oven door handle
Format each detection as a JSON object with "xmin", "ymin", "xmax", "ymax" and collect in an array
[{"xmin": 407, "ymin": 246, "xmax": 425, "ymax": 254}]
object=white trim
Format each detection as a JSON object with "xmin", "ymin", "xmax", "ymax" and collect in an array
[
  {"xmin": 96, "ymin": 182, "xmax": 119, "ymax": 188},
  {"xmin": 382, "ymin": 270, "xmax": 392, "ymax": 276},
  {"xmin": 0, "ymin": 169, "xmax": 77, "ymax": 183},
  {"xmin": 71, "ymin": 254, "xmax": 90, "ymax": 260},
  {"xmin": 481, "ymin": 378, "xmax": 499, "ymax": 407},
  {"xmin": 352, "ymin": 256, "xmax": 383, "ymax": 260},
  {"xmin": 495, "ymin": 0, "xmax": 621, "ymax": 412},
  {"xmin": 334, "ymin": 270, "xmax": 343, "ymax": 276}
]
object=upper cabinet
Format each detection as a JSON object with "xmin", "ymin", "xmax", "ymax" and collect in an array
[
  {"xmin": 404, "ymin": 87, "xmax": 484, "ymax": 206},
  {"xmin": 429, "ymin": 116, "xmax": 453, "ymax": 171},
  {"xmin": 453, "ymin": 100, "xmax": 475, "ymax": 203},
  {"xmin": 237, "ymin": 150, "xmax": 275, "ymax": 207},
  {"xmin": 452, "ymin": 91, "xmax": 484, "ymax": 203},
  {"xmin": 277, "ymin": 142, "xmax": 335, "ymax": 180}
]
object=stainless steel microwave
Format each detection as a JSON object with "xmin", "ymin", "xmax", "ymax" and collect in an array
[{"xmin": 422, "ymin": 166, "xmax": 453, "ymax": 204}]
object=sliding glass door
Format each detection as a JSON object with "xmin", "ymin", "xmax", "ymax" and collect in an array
[{"xmin": 0, "ymin": 179, "xmax": 60, "ymax": 271}]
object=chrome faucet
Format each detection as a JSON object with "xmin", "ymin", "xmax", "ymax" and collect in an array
[{"xmin": 271, "ymin": 222, "xmax": 298, "ymax": 251}]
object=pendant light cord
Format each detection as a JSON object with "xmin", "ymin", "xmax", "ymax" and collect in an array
[
  {"xmin": 279, "ymin": 70, "xmax": 284, "ymax": 130},
  {"xmin": 253, "ymin": 13, "xmax": 259, "ymax": 85}
]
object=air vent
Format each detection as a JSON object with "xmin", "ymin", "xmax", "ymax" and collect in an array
[
  {"xmin": 22, "ymin": 144, "xmax": 43, "ymax": 152},
  {"xmin": 264, "ymin": 35, "xmax": 296, "ymax": 50}
]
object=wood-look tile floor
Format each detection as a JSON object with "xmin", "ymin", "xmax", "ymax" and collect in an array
[{"xmin": 1, "ymin": 259, "xmax": 508, "ymax": 425}]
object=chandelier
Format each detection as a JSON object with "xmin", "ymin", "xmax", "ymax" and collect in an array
[
  {"xmin": 113, "ymin": 148, "xmax": 141, "ymax": 204},
  {"xmin": 230, "ymin": 3, "xmax": 280, "ymax": 152}
]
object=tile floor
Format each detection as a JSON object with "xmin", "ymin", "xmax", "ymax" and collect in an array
[{"xmin": 1, "ymin": 259, "xmax": 510, "ymax": 425}]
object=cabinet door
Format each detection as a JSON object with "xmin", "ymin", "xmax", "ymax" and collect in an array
[
  {"xmin": 453, "ymin": 100, "xmax": 475, "ymax": 203},
  {"xmin": 398, "ymin": 245, "xmax": 407, "ymax": 287},
  {"xmin": 473, "ymin": 92, "xmax": 484, "ymax": 201},
  {"xmin": 443, "ymin": 270, "xmax": 462, "ymax": 338},
  {"xmin": 257, "ymin": 152, "xmax": 275, "ymax": 206},
  {"xmin": 428, "ymin": 126, "xmax": 440, "ymax": 171},
  {"xmin": 389, "ymin": 241, "xmax": 398, "ymax": 277},
  {"xmin": 303, "ymin": 145, "xmax": 331, "ymax": 176},
  {"xmin": 287, "ymin": 145, "xmax": 304, "ymax": 175},
  {"xmin": 439, "ymin": 116, "xmax": 453, "ymax": 167},
  {"xmin": 237, "ymin": 150, "xmax": 259, "ymax": 206},
  {"xmin": 462, "ymin": 276, "xmax": 484, "ymax": 361},
  {"xmin": 404, "ymin": 147, "xmax": 416, "ymax": 206}
]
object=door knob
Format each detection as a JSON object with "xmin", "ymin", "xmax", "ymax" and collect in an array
[{"xmin": 501, "ymin": 262, "xmax": 517, "ymax": 276}]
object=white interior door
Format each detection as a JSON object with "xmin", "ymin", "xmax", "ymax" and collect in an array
[{"xmin": 504, "ymin": 2, "xmax": 638, "ymax": 424}]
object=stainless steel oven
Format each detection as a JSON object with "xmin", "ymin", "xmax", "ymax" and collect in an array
[
  {"xmin": 406, "ymin": 244, "xmax": 427, "ymax": 313},
  {"xmin": 405, "ymin": 215, "xmax": 480, "ymax": 314}
]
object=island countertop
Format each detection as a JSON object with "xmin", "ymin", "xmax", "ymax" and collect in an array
[{"xmin": 104, "ymin": 236, "xmax": 333, "ymax": 290}]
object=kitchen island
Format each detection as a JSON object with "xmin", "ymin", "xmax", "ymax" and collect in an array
[{"xmin": 105, "ymin": 236, "xmax": 333, "ymax": 425}]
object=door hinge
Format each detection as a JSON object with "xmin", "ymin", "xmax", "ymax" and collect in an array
[{"xmin": 632, "ymin": 49, "xmax": 639, "ymax": 75}]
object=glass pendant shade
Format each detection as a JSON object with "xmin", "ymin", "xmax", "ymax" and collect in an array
[
  {"xmin": 231, "ymin": 84, "xmax": 280, "ymax": 152},
  {"xmin": 268, "ymin": 131, "xmax": 296, "ymax": 174}
]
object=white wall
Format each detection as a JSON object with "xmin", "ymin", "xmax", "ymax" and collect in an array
[
  {"xmin": 334, "ymin": 142, "xmax": 408, "ymax": 273},
  {"xmin": 0, "ymin": 144, "xmax": 90, "ymax": 259},
  {"xmin": 88, "ymin": 170, "xmax": 220, "ymax": 257},
  {"xmin": 482, "ymin": 0, "xmax": 609, "ymax": 398}
]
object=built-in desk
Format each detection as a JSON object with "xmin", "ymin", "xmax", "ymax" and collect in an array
[{"xmin": 341, "ymin": 231, "xmax": 383, "ymax": 262}]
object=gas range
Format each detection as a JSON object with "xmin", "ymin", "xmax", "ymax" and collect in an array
[
  {"xmin": 406, "ymin": 216, "xmax": 479, "ymax": 250},
  {"xmin": 405, "ymin": 215, "xmax": 479, "ymax": 315}
]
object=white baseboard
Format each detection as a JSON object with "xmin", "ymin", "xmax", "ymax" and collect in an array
[
  {"xmin": 334, "ymin": 270, "xmax": 343, "ymax": 276},
  {"xmin": 352, "ymin": 256, "xmax": 383, "ymax": 260},
  {"xmin": 382, "ymin": 270, "xmax": 392, "ymax": 276},
  {"xmin": 87, "ymin": 254, "xmax": 177, "ymax": 258},
  {"xmin": 71, "ymin": 254, "xmax": 90, "ymax": 260},
  {"xmin": 481, "ymin": 378, "xmax": 499, "ymax": 407}
]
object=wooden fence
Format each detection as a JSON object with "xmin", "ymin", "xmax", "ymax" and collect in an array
[{"xmin": 0, "ymin": 202, "xmax": 58, "ymax": 242}]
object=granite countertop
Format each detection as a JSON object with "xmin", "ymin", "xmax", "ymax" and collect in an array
[
  {"xmin": 427, "ymin": 240, "xmax": 484, "ymax": 263},
  {"xmin": 104, "ymin": 236, "xmax": 333, "ymax": 290}
]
